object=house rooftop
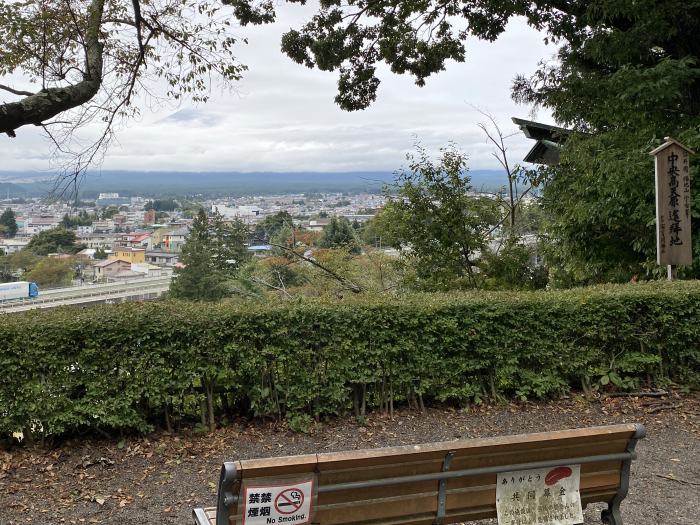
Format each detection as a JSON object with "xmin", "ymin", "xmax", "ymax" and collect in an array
[{"xmin": 94, "ymin": 259, "xmax": 128, "ymax": 268}]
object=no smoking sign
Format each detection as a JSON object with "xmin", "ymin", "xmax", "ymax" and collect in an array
[
  {"xmin": 242, "ymin": 479, "xmax": 314, "ymax": 525},
  {"xmin": 275, "ymin": 488, "xmax": 304, "ymax": 514}
]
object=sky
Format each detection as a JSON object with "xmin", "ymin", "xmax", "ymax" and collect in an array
[{"xmin": 1, "ymin": 5, "xmax": 556, "ymax": 174}]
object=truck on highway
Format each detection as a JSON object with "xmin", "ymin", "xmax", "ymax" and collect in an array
[{"xmin": 0, "ymin": 281, "xmax": 39, "ymax": 301}]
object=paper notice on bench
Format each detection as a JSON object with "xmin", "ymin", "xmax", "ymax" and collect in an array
[
  {"xmin": 241, "ymin": 478, "xmax": 314, "ymax": 525},
  {"xmin": 496, "ymin": 465, "xmax": 583, "ymax": 525}
]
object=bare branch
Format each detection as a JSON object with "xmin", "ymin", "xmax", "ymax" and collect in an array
[
  {"xmin": 267, "ymin": 242, "xmax": 364, "ymax": 294},
  {"xmin": 0, "ymin": 84, "xmax": 35, "ymax": 97}
]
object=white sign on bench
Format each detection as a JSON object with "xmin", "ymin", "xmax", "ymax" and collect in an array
[{"xmin": 496, "ymin": 465, "xmax": 583, "ymax": 525}]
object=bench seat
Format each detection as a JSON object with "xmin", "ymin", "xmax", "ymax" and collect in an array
[{"xmin": 194, "ymin": 423, "xmax": 644, "ymax": 525}]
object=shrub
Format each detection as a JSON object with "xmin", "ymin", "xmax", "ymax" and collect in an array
[{"xmin": 1, "ymin": 282, "xmax": 698, "ymax": 438}]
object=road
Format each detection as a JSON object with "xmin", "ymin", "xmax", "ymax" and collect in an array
[{"xmin": 0, "ymin": 275, "xmax": 173, "ymax": 313}]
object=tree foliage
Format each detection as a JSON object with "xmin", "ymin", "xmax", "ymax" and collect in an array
[
  {"xmin": 253, "ymin": 211, "xmax": 293, "ymax": 243},
  {"xmin": 0, "ymin": 208, "xmax": 18, "ymax": 238},
  {"xmin": 145, "ymin": 198, "xmax": 179, "ymax": 212},
  {"xmin": 0, "ymin": 0, "xmax": 245, "ymax": 182},
  {"xmin": 25, "ymin": 227, "xmax": 80, "ymax": 256},
  {"xmin": 378, "ymin": 145, "xmax": 499, "ymax": 289},
  {"xmin": 25, "ymin": 257, "xmax": 75, "ymax": 287},
  {"xmin": 318, "ymin": 216, "xmax": 360, "ymax": 253},
  {"xmin": 1, "ymin": 281, "xmax": 698, "ymax": 438},
  {"xmin": 169, "ymin": 209, "xmax": 250, "ymax": 301},
  {"xmin": 61, "ymin": 210, "xmax": 95, "ymax": 228}
]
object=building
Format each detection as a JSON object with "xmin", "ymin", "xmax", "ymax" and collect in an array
[
  {"xmin": 78, "ymin": 233, "xmax": 117, "ymax": 250},
  {"xmin": 146, "ymin": 251, "xmax": 180, "ymax": 266},
  {"xmin": 342, "ymin": 214, "xmax": 374, "ymax": 223},
  {"xmin": 306, "ymin": 219, "xmax": 331, "ymax": 232},
  {"xmin": 110, "ymin": 247, "xmax": 146, "ymax": 264},
  {"xmin": 96, "ymin": 193, "xmax": 130, "ymax": 207},
  {"xmin": 24, "ymin": 217, "xmax": 60, "ymax": 235},
  {"xmin": 0, "ymin": 238, "xmax": 29, "ymax": 254},
  {"xmin": 162, "ymin": 227, "xmax": 189, "ymax": 252},
  {"xmin": 144, "ymin": 209, "xmax": 156, "ymax": 224},
  {"xmin": 76, "ymin": 248, "xmax": 97, "ymax": 260},
  {"xmin": 92, "ymin": 220, "xmax": 115, "ymax": 233},
  {"xmin": 93, "ymin": 259, "xmax": 131, "ymax": 281},
  {"xmin": 212, "ymin": 204, "xmax": 262, "ymax": 224},
  {"xmin": 114, "ymin": 232, "xmax": 152, "ymax": 250},
  {"xmin": 248, "ymin": 245, "xmax": 272, "ymax": 257},
  {"xmin": 132, "ymin": 263, "xmax": 171, "ymax": 277},
  {"xmin": 512, "ymin": 117, "xmax": 571, "ymax": 165}
]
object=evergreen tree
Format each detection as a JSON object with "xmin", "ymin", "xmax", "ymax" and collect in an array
[
  {"xmin": 0, "ymin": 208, "xmax": 18, "ymax": 238},
  {"xmin": 319, "ymin": 216, "xmax": 360, "ymax": 253},
  {"xmin": 209, "ymin": 211, "xmax": 251, "ymax": 273},
  {"xmin": 94, "ymin": 247, "xmax": 108, "ymax": 260},
  {"xmin": 169, "ymin": 210, "xmax": 245, "ymax": 301},
  {"xmin": 253, "ymin": 211, "xmax": 293, "ymax": 243},
  {"xmin": 26, "ymin": 227, "xmax": 79, "ymax": 255}
]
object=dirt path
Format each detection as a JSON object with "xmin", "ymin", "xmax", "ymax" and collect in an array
[{"xmin": 2, "ymin": 393, "xmax": 698, "ymax": 525}]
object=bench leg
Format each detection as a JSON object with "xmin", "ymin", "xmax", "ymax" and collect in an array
[
  {"xmin": 601, "ymin": 502, "xmax": 622, "ymax": 525},
  {"xmin": 601, "ymin": 424, "xmax": 645, "ymax": 525}
]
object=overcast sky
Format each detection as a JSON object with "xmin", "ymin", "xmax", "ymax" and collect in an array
[{"xmin": 2, "ymin": 6, "xmax": 556, "ymax": 174}]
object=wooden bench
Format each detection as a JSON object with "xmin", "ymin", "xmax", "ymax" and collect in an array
[{"xmin": 193, "ymin": 423, "xmax": 644, "ymax": 525}]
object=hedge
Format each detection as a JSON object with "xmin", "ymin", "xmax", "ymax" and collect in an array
[{"xmin": 1, "ymin": 281, "xmax": 699, "ymax": 438}]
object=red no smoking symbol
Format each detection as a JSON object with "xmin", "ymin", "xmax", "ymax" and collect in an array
[{"xmin": 274, "ymin": 488, "xmax": 304, "ymax": 515}]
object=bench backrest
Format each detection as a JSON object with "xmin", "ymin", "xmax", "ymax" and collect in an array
[{"xmin": 208, "ymin": 423, "xmax": 644, "ymax": 525}]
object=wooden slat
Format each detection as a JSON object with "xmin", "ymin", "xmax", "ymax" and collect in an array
[
  {"xmin": 238, "ymin": 454, "xmax": 317, "ymax": 478},
  {"xmin": 317, "ymin": 439, "xmax": 629, "ymax": 485},
  {"xmin": 316, "ymin": 424, "xmax": 637, "ymax": 470},
  {"xmin": 234, "ymin": 425, "xmax": 637, "ymax": 478},
  {"xmin": 223, "ymin": 488, "xmax": 621, "ymax": 525},
  {"xmin": 316, "ymin": 466, "xmax": 620, "ymax": 507},
  {"xmin": 313, "ymin": 470, "xmax": 621, "ymax": 525}
]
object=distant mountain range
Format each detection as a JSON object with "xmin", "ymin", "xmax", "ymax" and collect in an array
[{"xmin": 0, "ymin": 170, "xmax": 509, "ymax": 199}]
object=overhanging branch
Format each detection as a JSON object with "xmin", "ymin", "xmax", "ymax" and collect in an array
[{"xmin": 0, "ymin": 0, "xmax": 105, "ymax": 137}]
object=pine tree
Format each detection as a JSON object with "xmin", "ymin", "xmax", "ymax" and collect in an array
[
  {"xmin": 319, "ymin": 216, "xmax": 360, "ymax": 254},
  {"xmin": 209, "ymin": 211, "xmax": 251, "ymax": 274},
  {"xmin": 0, "ymin": 208, "xmax": 18, "ymax": 238},
  {"xmin": 169, "ymin": 210, "xmax": 229, "ymax": 301}
]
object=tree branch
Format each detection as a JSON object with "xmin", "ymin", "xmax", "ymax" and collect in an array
[
  {"xmin": 267, "ymin": 242, "xmax": 363, "ymax": 293},
  {"xmin": 0, "ymin": 0, "xmax": 105, "ymax": 137},
  {"xmin": 0, "ymin": 84, "xmax": 34, "ymax": 97}
]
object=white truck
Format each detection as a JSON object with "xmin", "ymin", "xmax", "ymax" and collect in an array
[{"xmin": 0, "ymin": 281, "xmax": 39, "ymax": 301}]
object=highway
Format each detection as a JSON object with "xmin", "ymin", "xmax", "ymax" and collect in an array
[{"xmin": 0, "ymin": 275, "xmax": 173, "ymax": 313}]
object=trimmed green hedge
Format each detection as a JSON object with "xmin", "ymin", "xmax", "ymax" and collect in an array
[{"xmin": 1, "ymin": 282, "xmax": 699, "ymax": 437}]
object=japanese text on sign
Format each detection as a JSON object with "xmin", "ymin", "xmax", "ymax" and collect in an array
[
  {"xmin": 242, "ymin": 479, "xmax": 314, "ymax": 525},
  {"xmin": 496, "ymin": 465, "xmax": 583, "ymax": 525},
  {"xmin": 653, "ymin": 139, "xmax": 693, "ymax": 266}
]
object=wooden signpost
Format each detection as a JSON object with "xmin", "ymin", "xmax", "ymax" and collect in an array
[{"xmin": 650, "ymin": 138, "xmax": 694, "ymax": 279}]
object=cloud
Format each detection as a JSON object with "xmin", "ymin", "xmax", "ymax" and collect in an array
[
  {"xmin": 160, "ymin": 109, "xmax": 224, "ymax": 127},
  {"xmin": 2, "ymin": 9, "xmax": 557, "ymax": 174}
]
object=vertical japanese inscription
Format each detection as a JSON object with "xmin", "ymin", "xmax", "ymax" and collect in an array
[{"xmin": 654, "ymin": 141, "xmax": 693, "ymax": 266}]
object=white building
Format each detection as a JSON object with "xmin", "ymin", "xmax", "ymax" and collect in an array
[
  {"xmin": 24, "ymin": 217, "xmax": 61, "ymax": 235},
  {"xmin": 0, "ymin": 238, "xmax": 29, "ymax": 254},
  {"xmin": 211, "ymin": 204, "xmax": 262, "ymax": 224}
]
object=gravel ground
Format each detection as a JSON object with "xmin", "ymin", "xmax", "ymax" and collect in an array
[{"xmin": 1, "ymin": 393, "xmax": 698, "ymax": 525}]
